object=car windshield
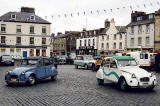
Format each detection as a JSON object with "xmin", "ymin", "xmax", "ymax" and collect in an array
[
  {"xmin": 20, "ymin": 59, "xmax": 38, "ymax": 66},
  {"xmin": 117, "ymin": 60, "xmax": 137, "ymax": 67},
  {"xmin": 84, "ymin": 56, "xmax": 94, "ymax": 60}
]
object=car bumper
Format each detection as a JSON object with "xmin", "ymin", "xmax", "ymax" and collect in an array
[{"xmin": 6, "ymin": 80, "xmax": 26, "ymax": 84}]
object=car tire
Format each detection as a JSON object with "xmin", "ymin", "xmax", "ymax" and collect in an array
[
  {"xmin": 75, "ymin": 65, "xmax": 78, "ymax": 69},
  {"xmin": 28, "ymin": 75, "xmax": 36, "ymax": 85},
  {"xmin": 118, "ymin": 78, "xmax": 129, "ymax": 91},
  {"xmin": 97, "ymin": 78, "xmax": 104, "ymax": 85},
  {"xmin": 85, "ymin": 64, "xmax": 88, "ymax": 70},
  {"xmin": 51, "ymin": 75, "xmax": 57, "ymax": 81},
  {"xmin": 148, "ymin": 86, "xmax": 154, "ymax": 91}
]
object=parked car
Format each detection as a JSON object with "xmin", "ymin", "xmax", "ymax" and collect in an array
[
  {"xmin": 59, "ymin": 55, "xmax": 67, "ymax": 64},
  {"xmin": 87, "ymin": 56, "xmax": 102, "ymax": 71},
  {"xmin": 96, "ymin": 56, "xmax": 157, "ymax": 91},
  {"xmin": 74, "ymin": 55, "xmax": 95, "ymax": 69},
  {"xmin": 0, "ymin": 55, "xmax": 14, "ymax": 66},
  {"xmin": 5, "ymin": 57, "xmax": 58, "ymax": 86},
  {"xmin": 66, "ymin": 53, "xmax": 76, "ymax": 64},
  {"xmin": 126, "ymin": 52, "xmax": 150, "ymax": 69}
]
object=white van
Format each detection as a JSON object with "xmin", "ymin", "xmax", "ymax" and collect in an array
[{"xmin": 126, "ymin": 52, "xmax": 150, "ymax": 68}]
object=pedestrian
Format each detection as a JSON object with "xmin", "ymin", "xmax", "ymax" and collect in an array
[{"xmin": 155, "ymin": 50, "xmax": 160, "ymax": 72}]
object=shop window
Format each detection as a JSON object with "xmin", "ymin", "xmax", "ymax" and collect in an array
[
  {"xmin": 42, "ymin": 50, "xmax": 46, "ymax": 56},
  {"xmin": 30, "ymin": 49, "xmax": 34, "ymax": 56},
  {"xmin": 36, "ymin": 49, "xmax": 40, "ymax": 56},
  {"xmin": 1, "ymin": 49, "xmax": 5, "ymax": 55},
  {"xmin": 16, "ymin": 49, "xmax": 21, "ymax": 56},
  {"xmin": 10, "ymin": 49, "xmax": 14, "ymax": 56}
]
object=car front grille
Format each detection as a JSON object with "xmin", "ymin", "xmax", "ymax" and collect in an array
[
  {"xmin": 10, "ymin": 75, "xmax": 18, "ymax": 79},
  {"xmin": 140, "ymin": 77, "xmax": 150, "ymax": 82}
]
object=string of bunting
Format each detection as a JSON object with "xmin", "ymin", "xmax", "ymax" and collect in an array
[{"xmin": 44, "ymin": 0, "xmax": 160, "ymax": 20}]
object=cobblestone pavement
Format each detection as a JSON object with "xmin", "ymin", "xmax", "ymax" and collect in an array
[{"xmin": 0, "ymin": 65, "xmax": 160, "ymax": 106}]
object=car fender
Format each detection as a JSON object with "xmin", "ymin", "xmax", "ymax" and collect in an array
[
  {"xmin": 25, "ymin": 71, "xmax": 36, "ymax": 80},
  {"xmin": 96, "ymin": 68, "xmax": 104, "ymax": 79}
]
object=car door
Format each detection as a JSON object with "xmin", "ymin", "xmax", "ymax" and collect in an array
[
  {"xmin": 103, "ymin": 58, "xmax": 111, "ymax": 80},
  {"xmin": 109, "ymin": 58, "xmax": 119, "ymax": 82},
  {"xmin": 36, "ymin": 59, "xmax": 46, "ymax": 79},
  {"xmin": 44, "ymin": 58, "xmax": 52, "ymax": 77}
]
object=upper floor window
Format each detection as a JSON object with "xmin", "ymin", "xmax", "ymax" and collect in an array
[
  {"xmin": 119, "ymin": 42, "xmax": 122, "ymax": 49},
  {"xmin": 1, "ymin": 24, "xmax": 6, "ymax": 32},
  {"xmin": 42, "ymin": 26, "xmax": 46, "ymax": 33},
  {"xmin": 149, "ymin": 14, "xmax": 154, "ymax": 19},
  {"xmin": 30, "ymin": 15, "xmax": 35, "ymax": 20},
  {"xmin": 106, "ymin": 43, "xmax": 109, "ymax": 49},
  {"xmin": 138, "ymin": 25, "xmax": 142, "ymax": 34},
  {"xmin": 1, "ymin": 36, "xmax": 5, "ymax": 44},
  {"xmin": 137, "ymin": 16, "xmax": 142, "ymax": 21},
  {"xmin": 146, "ymin": 37, "xmax": 150, "ymax": 45},
  {"xmin": 16, "ymin": 25, "xmax": 21, "ymax": 33},
  {"xmin": 113, "ymin": 43, "xmax": 116, "ymax": 49},
  {"xmin": 107, "ymin": 35, "xmax": 109, "ymax": 40},
  {"xmin": 93, "ymin": 39, "xmax": 95, "ymax": 46},
  {"xmin": 131, "ymin": 26, "xmax": 134, "ymax": 34},
  {"xmin": 84, "ymin": 40, "xmax": 87, "ymax": 46},
  {"xmin": 88, "ymin": 39, "xmax": 90, "ymax": 46},
  {"xmin": 80, "ymin": 40, "xmax": 82, "ymax": 46},
  {"xmin": 114, "ymin": 34, "xmax": 116, "ymax": 40},
  {"xmin": 138, "ymin": 37, "xmax": 142, "ymax": 45},
  {"xmin": 16, "ymin": 37, "xmax": 21, "ymax": 44},
  {"xmin": 30, "ymin": 26, "xmax": 34, "ymax": 34},
  {"xmin": 30, "ymin": 37, "xmax": 34, "ymax": 44},
  {"xmin": 42, "ymin": 38, "xmax": 46, "ymax": 44},
  {"xmin": 120, "ymin": 34, "xmax": 122, "ymax": 40},
  {"xmin": 131, "ymin": 38, "xmax": 134, "ymax": 46},
  {"xmin": 102, "ymin": 36, "xmax": 104, "ymax": 40},
  {"xmin": 146, "ymin": 24, "xmax": 150, "ymax": 33},
  {"xmin": 101, "ymin": 43, "xmax": 104, "ymax": 49},
  {"xmin": 11, "ymin": 14, "xmax": 16, "ymax": 19}
]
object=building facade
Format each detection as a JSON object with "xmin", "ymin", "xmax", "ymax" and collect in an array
[
  {"xmin": 97, "ymin": 18, "xmax": 126, "ymax": 54},
  {"xmin": 76, "ymin": 29, "xmax": 99, "ymax": 56},
  {"xmin": 127, "ymin": 11, "xmax": 155, "ymax": 52},
  {"xmin": 0, "ymin": 7, "xmax": 51, "ymax": 58},
  {"xmin": 52, "ymin": 31, "xmax": 80, "ymax": 56},
  {"xmin": 155, "ymin": 9, "xmax": 160, "ymax": 51}
]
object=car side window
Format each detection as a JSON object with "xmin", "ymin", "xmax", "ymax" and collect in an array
[
  {"xmin": 38, "ymin": 59, "xmax": 44, "ymax": 66},
  {"xmin": 110, "ymin": 59, "xmax": 117, "ymax": 68},
  {"xmin": 44, "ymin": 59, "xmax": 51, "ymax": 66},
  {"xmin": 103, "ymin": 59, "xmax": 110, "ymax": 68}
]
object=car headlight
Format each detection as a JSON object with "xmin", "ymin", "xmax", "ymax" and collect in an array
[
  {"xmin": 21, "ymin": 72, "xmax": 25, "ymax": 75},
  {"xmin": 131, "ymin": 74, "xmax": 136, "ymax": 78}
]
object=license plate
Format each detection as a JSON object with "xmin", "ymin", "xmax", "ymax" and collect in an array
[
  {"xmin": 11, "ymin": 78, "xmax": 16, "ymax": 82},
  {"xmin": 143, "ymin": 83, "xmax": 148, "ymax": 86}
]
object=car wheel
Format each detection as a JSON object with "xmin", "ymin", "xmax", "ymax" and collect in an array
[
  {"xmin": 28, "ymin": 75, "xmax": 36, "ymax": 85},
  {"xmin": 85, "ymin": 64, "xmax": 88, "ymax": 70},
  {"xmin": 97, "ymin": 78, "xmax": 104, "ymax": 85},
  {"xmin": 118, "ymin": 78, "xmax": 129, "ymax": 91},
  {"xmin": 148, "ymin": 86, "xmax": 154, "ymax": 91},
  {"xmin": 75, "ymin": 65, "xmax": 78, "ymax": 69},
  {"xmin": 51, "ymin": 75, "xmax": 57, "ymax": 81}
]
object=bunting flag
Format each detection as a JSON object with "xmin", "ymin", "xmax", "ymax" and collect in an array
[
  {"xmin": 150, "ymin": 2, "xmax": 153, "ymax": 6},
  {"xmin": 97, "ymin": 10, "xmax": 100, "ymax": 14},
  {"xmin": 83, "ymin": 12, "xmax": 86, "ymax": 15},
  {"xmin": 77, "ymin": 12, "xmax": 80, "ymax": 16},
  {"xmin": 144, "ymin": 4, "xmax": 146, "ymax": 8},
  {"xmin": 110, "ymin": 9, "xmax": 112, "ymax": 12},
  {"xmin": 104, "ymin": 9, "xmax": 106, "ymax": 13},
  {"xmin": 90, "ymin": 11, "xmax": 93, "ymax": 14},
  {"xmin": 123, "ymin": 6, "xmax": 126, "ymax": 9},
  {"xmin": 64, "ymin": 14, "xmax": 67, "ymax": 18},
  {"xmin": 51, "ymin": 15, "xmax": 53, "ymax": 20},
  {"xmin": 71, "ymin": 13, "xmax": 73, "ymax": 17},
  {"xmin": 130, "ymin": 6, "xmax": 132, "ymax": 10}
]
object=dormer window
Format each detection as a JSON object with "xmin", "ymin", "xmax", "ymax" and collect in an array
[
  {"xmin": 11, "ymin": 14, "xmax": 16, "ymax": 19},
  {"xmin": 30, "ymin": 15, "xmax": 35, "ymax": 20}
]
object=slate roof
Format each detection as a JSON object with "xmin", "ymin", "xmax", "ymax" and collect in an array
[
  {"xmin": 0, "ymin": 12, "xmax": 51, "ymax": 24},
  {"xmin": 116, "ymin": 26, "xmax": 126, "ymax": 33},
  {"xmin": 127, "ymin": 19, "xmax": 154, "ymax": 27}
]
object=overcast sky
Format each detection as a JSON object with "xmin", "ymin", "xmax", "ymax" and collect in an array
[{"xmin": 0, "ymin": 0, "xmax": 160, "ymax": 34}]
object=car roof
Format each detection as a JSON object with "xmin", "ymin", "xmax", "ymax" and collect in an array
[
  {"xmin": 111, "ymin": 56, "xmax": 135, "ymax": 61},
  {"xmin": 23, "ymin": 56, "xmax": 50, "ymax": 60}
]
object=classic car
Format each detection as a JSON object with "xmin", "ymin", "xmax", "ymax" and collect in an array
[
  {"xmin": 96, "ymin": 56, "xmax": 157, "ymax": 91},
  {"xmin": 0, "ymin": 55, "xmax": 15, "ymax": 66},
  {"xmin": 5, "ymin": 57, "xmax": 58, "ymax": 85},
  {"xmin": 87, "ymin": 56, "xmax": 102, "ymax": 71},
  {"xmin": 74, "ymin": 55, "xmax": 96, "ymax": 69}
]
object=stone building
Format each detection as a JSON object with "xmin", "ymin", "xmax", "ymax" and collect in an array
[
  {"xmin": 0, "ymin": 7, "xmax": 51, "ymax": 58},
  {"xmin": 97, "ymin": 18, "xmax": 126, "ymax": 54},
  {"xmin": 154, "ymin": 9, "xmax": 160, "ymax": 52},
  {"xmin": 126, "ymin": 11, "xmax": 155, "ymax": 52}
]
